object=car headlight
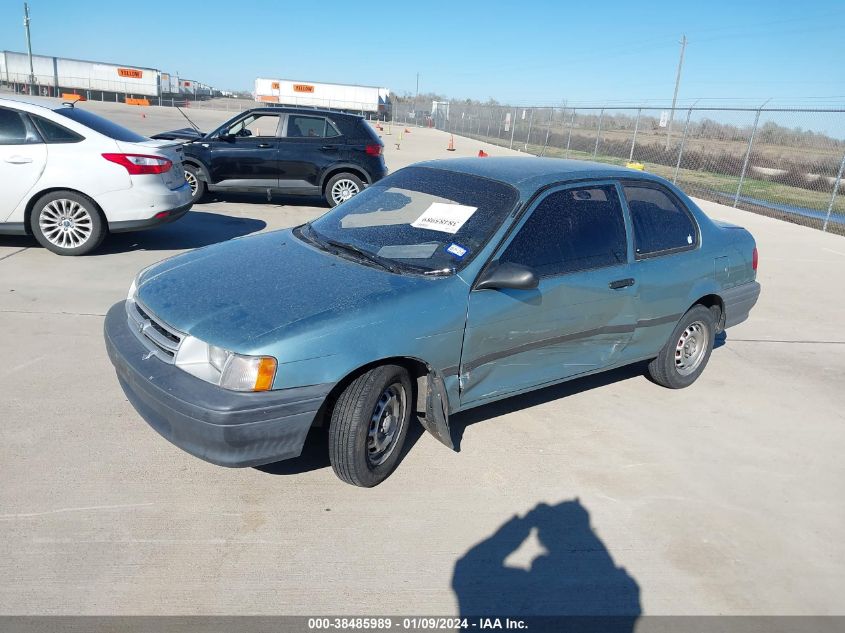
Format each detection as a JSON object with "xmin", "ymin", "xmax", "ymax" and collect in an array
[{"xmin": 204, "ymin": 344, "xmax": 277, "ymax": 392}]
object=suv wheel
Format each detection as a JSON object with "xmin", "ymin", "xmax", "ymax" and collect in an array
[
  {"xmin": 30, "ymin": 191, "xmax": 106, "ymax": 256},
  {"xmin": 326, "ymin": 173, "xmax": 364, "ymax": 207},
  {"xmin": 184, "ymin": 164, "xmax": 206, "ymax": 203}
]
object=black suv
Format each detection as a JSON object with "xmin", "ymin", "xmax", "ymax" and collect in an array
[{"xmin": 153, "ymin": 107, "xmax": 386, "ymax": 207}]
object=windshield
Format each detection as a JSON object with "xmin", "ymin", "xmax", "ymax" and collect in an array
[
  {"xmin": 305, "ymin": 166, "xmax": 519, "ymax": 274},
  {"xmin": 54, "ymin": 107, "xmax": 148, "ymax": 143}
]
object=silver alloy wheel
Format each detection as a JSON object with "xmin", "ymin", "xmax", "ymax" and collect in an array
[
  {"xmin": 38, "ymin": 199, "xmax": 93, "ymax": 250},
  {"xmin": 184, "ymin": 169, "xmax": 198, "ymax": 196},
  {"xmin": 330, "ymin": 178, "xmax": 360, "ymax": 205},
  {"xmin": 367, "ymin": 383, "xmax": 407, "ymax": 467},
  {"xmin": 675, "ymin": 320, "xmax": 708, "ymax": 376}
]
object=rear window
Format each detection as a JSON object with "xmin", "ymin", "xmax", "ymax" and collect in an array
[
  {"xmin": 30, "ymin": 114, "xmax": 84, "ymax": 143},
  {"xmin": 54, "ymin": 107, "xmax": 147, "ymax": 143}
]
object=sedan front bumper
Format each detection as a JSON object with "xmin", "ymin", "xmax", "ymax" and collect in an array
[{"xmin": 103, "ymin": 302, "xmax": 333, "ymax": 467}]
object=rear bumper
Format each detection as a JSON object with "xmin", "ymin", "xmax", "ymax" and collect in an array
[
  {"xmin": 722, "ymin": 281, "xmax": 761, "ymax": 328},
  {"xmin": 97, "ymin": 180, "xmax": 193, "ymax": 224},
  {"xmin": 108, "ymin": 201, "xmax": 192, "ymax": 233},
  {"xmin": 103, "ymin": 302, "xmax": 333, "ymax": 467}
]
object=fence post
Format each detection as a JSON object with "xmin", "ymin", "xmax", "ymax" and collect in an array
[
  {"xmin": 734, "ymin": 106, "xmax": 763, "ymax": 207},
  {"xmin": 541, "ymin": 107, "xmax": 553, "ymax": 157},
  {"xmin": 524, "ymin": 108, "xmax": 535, "ymax": 151},
  {"xmin": 629, "ymin": 108, "xmax": 641, "ymax": 161},
  {"xmin": 823, "ymin": 150, "xmax": 845, "ymax": 232},
  {"xmin": 592, "ymin": 108, "xmax": 604, "ymax": 158},
  {"xmin": 673, "ymin": 108, "xmax": 693, "ymax": 184},
  {"xmin": 486, "ymin": 108, "xmax": 491, "ymax": 138},
  {"xmin": 565, "ymin": 109, "xmax": 575, "ymax": 158},
  {"xmin": 509, "ymin": 110, "xmax": 516, "ymax": 149}
]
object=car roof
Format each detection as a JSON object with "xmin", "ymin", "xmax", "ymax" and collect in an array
[
  {"xmin": 0, "ymin": 96, "xmax": 56, "ymax": 113},
  {"xmin": 413, "ymin": 156, "xmax": 669, "ymax": 195}
]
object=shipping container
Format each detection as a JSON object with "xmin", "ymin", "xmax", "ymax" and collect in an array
[{"xmin": 254, "ymin": 77, "xmax": 390, "ymax": 116}]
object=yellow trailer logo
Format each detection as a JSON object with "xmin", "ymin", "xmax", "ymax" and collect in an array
[
  {"xmin": 117, "ymin": 68, "xmax": 143, "ymax": 79},
  {"xmin": 293, "ymin": 84, "xmax": 315, "ymax": 93}
]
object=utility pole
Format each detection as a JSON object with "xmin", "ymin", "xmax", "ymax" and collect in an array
[
  {"xmin": 23, "ymin": 2, "xmax": 36, "ymax": 94},
  {"xmin": 665, "ymin": 34, "xmax": 687, "ymax": 150}
]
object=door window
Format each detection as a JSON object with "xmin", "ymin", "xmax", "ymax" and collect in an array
[
  {"xmin": 225, "ymin": 113, "xmax": 280, "ymax": 138},
  {"xmin": 500, "ymin": 185, "xmax": 628, "ymax": 277},
  {"xmin": 286, "ymin": 115, "xmax": 331, "ymax": 138},
  {"xmin": 0, "ymin": 108, "xmax": 39, "ymax": 145},
  {"xmin": 623, "ymin": 184, "xmax": 697, "ymax": 256}
]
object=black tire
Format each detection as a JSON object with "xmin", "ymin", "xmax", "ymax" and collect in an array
[
  {"xmin": 328, "ymin": 364, "xmax": 413, "ymax": 487},
  {"xmin": 648, "ymin": 305, "xmax": 717, "ymax": 389},
  {"xmin": 29, "ymin": 191, "xmax": 106, "ymax": 256},
  {"xmin": 184, "ymin": 164, "xmax": 206, "ymax": 203},
  {"xmin": 325, "ymin": 172, "xmax": 364, "ymax": 207}
]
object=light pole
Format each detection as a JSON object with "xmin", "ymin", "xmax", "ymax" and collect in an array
[
  {"xmin": 23, "ymin": 2, "xmax": 36, "ymax": 94},
  {"xmin": 665, "ymin": 34, "xmax": 687, "ymax": 150}
]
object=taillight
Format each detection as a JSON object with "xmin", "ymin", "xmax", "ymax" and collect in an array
[
  {"xmin": 365, "ymin": 143, "xmax": 382, "ymax": 156},
  {"xmin": 103, "ymin": 153, "xmax": 173, "ymax": 175},
  {"xmin": 752, "ymin": 247, "xmax": 758, "ymax": 272}
]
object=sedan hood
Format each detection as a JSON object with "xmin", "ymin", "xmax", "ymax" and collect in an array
[{"xmin": 136, "ymin": 230, "xmax": 432, "ymax": 352}]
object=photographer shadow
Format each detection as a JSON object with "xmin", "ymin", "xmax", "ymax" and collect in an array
[{"xmin": 452, "ymin": 499, "xmax": 640, "ymax": 631}]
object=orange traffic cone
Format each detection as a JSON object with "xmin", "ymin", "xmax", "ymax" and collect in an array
[
  {"xmin": 404, "ymin": 128, "xmax": 410, "ymax": 133},
  {"xmin": 478, "ymin": 149, "xmax": 488, "ymax": 157},
  {"xmin": 447, "ymin": 135, "xmax": 456, "ymax": 151}
]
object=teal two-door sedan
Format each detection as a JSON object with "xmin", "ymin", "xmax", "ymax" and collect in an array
[{"xmin": 104, "ymin": 157, "xmax": 760, "ymax": 487}]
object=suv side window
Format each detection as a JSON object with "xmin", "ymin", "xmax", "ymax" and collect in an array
[
  {"xmin": 500, "ymin": 184, "xmax": 628, "ymax": 277},
  {"xmin": 30, "ymin": 114, "xmax": 84, "ymax": 143},
  {"xmin": 225, "ymin": 113, "xmax": 281, "ymax": 138},
  {"xmin": 286, "ymin": 115, "xmax": 329, "ymax": 138},
  {"xmin": 0, "ymin": 108, "xmax": 40, "ymax": 145},
  {"xmin": 623, "ymin": 184, "xmax": 697, "ymax": 257}
]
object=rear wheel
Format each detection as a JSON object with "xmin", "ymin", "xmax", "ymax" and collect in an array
[
  {"xmin": 328, "ymin": 364, "xmax": 412, "ymax": 487},
  {"xmin": 325, "ymin": 173, "xmax": 363, "ymax": 207},
  {"xmin": 30, "ymin": 191, "xmax": 106, "ymax": 256},
  {"xmin": 648, "ymin": 305, "xmax": 716, "ymax": 389},
  {"xmin": 184, "ymin": 164, "xmax": 206, "ymax": 203}
]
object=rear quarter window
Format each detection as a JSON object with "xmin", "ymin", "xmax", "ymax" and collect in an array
[
  {"xmin": 623, "ymin": 183, "xmax": 698, "ymax": 257},
  {"xmin": 30, "ymin": 114, "xmax": 84, "ymax": 143}
]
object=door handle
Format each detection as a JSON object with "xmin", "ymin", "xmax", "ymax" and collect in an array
[
  {"xmin": 320, "ymin": 145, "xmax": 339, "ymax": 151},
  {"xmin": 5, "ymin": 156, "xmax": 33, "ymax": 164},
  {"xmin": 609, "ymin": 278, "xmax": 635, "ymax": 290},
  {"xmin": 256, "ymin": 143, "xmax": 273, "ymax": 148}
]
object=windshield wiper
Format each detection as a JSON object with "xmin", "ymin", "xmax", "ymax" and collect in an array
[{"xmin": 320, "ymin": 237, "xmax": 402, "ymax": 274}]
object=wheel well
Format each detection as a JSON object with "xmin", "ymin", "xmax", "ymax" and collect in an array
[
  {"xmin": 24, "ymin": 188, "xmax": 107, "ymax": 236},
  {"xmin": 312, "ymin": 357, "xmax": 431, "ymax": 428},
  {"xmin": 322, "ymin": 167, "xmax": 369, "ymax": 193},
  {"xmin": 182, "ymin": 159, "xmax": 207, "ymax": 181},
  {"xmin": 692, "ymin": 294, "xmax": 725, "ymax": 331}
]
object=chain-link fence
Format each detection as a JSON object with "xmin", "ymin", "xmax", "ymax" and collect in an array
[{"xmin": 394, "ymin": 102, "xmax": 845, "ymax": 235}]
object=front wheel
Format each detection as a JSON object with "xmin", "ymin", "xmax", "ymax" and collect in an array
[
  {"xmin": 184, "ymin": 164, "xmax": 206, "ymax": 204},
  {"xmin": 648, "ymin": 305, "xmax": 717, "ymax": 389},
  {"xmin": 30, "ymin": 191, "xmax": 106, "ymax": 256},
  {"xmin": 325, "ymin": 173, "xmax": 363, "ymax": 207},
  {"xmin": 328, "ymin": 365, "xmax": 413, "ymax": 487}
]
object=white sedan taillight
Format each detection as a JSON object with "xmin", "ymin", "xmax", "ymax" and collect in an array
[{"xmin": 102, "ymin": 153, "xmax": 172, "ymax": 175}]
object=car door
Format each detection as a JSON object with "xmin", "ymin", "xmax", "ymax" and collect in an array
[
  {"xmin": 277, "ymin": 114, "xmax": 344, "ymax": 191},
  {"xmin": 617, "ymin": 181, "xmax": 702, "ymax": 359},
  {"xmin": 459, "ymin": 182, "xmax": 638, "ymax": 406},
  {"xmin": 205, "ymin": 111, "xmax": 281, "ymax": 188},
  {"xmin": 0, "ymin": 107, "xmax": 47, "ymax": 222}
]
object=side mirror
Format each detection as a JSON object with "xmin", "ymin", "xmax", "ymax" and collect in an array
[{"xmin": 475, "ymin": 262, "xmax": 539, "ymax": 291}]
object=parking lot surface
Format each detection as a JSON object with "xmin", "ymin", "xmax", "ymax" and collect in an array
[{"xmin": 1, "ymin": 99, "xmax": 844, "ymax": 615}]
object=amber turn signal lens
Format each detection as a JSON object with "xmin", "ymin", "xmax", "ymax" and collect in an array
[{"xmin": 254, "ymin": 357, "xmax": 277, "ymax": 391}]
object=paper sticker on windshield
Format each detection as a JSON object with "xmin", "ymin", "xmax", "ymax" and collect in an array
[
  {"xmin": 411, "ymin": 203, "xmax": 477, "ymax": 234},
  {"xmin": 445, "ymin": 243, "xmax": 468, "ymax": 259}
]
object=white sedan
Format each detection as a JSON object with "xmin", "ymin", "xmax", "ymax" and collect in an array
[{"xmin": 0, "ymin": 98, "xmax": 192, "ymax": 255}]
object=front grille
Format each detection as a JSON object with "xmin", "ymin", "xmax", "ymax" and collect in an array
[{"xmin": 126, "ymin": 299, "xmax": 184, "ymax": 362}]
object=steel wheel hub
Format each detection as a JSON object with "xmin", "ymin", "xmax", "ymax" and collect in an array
[
  {"xmin": 367, "ymin": 383, "xmax": 406, "ymax": 466},
  {"xmin": 675, "ymin": 321, "xmax": 708, "ymax": 376},
  {"xmin": 39, "ymin": 199, "xmax": 93, "ymax": 249},
  {"xmin": 331, "ymin": 179, "xmax": 360, "ymax": 205}
]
